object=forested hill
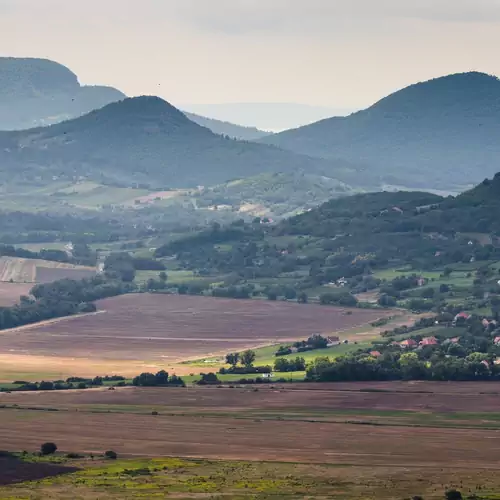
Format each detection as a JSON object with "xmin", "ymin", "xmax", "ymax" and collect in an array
[
  {"xmin": 279, "ymin": 173, "xmax": 500, "ymax": 237},
  {"xmin": 261, "ymin": 72, "xmax": 500, "ymax": 190},
  {"xmin": 156, "ymin": 175, "xmax": 500, "ymax": 293},
  {"xmin": 0, "ymin": 96, "xmax": 361, "ymax": 189}
]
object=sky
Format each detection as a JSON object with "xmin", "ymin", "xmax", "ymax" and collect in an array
[{"xmin": 1, "ymin": 0, "xmax": 500, "ymax": 110}]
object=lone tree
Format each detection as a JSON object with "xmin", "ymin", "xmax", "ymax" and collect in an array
[
  {"xmin": 104, "ymin": 450, "xmax": 118, "ymax": 460},
  {"xmin": 240, "ymin": 350, "xmax": 256, "ymax": 368},
  {"xmin": 225, "ymin": 352, "xmax": 240, "ymax": 367},
  {"xmin": 40, "ymin": 442, "xmax": 57, "ymax": 456}
]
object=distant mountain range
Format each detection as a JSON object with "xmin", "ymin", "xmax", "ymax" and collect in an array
[
  {"xmin": 181, "ymin": 102, "xmax": 353, "ymax": 132},
  {"xmin": 0, "ymin": 96, "xmax": 359, "ymax": 189},
  {"xmin": 261, "ymin": 72, "xmax": 500, "ymax": 190},
  {"xmin": 0, "ymin": 57, "xmax": 269, "ymax": 140}
]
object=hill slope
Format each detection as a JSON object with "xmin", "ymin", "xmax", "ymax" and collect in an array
[
  {"xmin": 0, "ymin": 96, "xmax": 361, "ymax": 188},
  {"xmin": 0, "ymin": 57, "xmax": 126, "ymax": 130},
  {"xmin": 0, "ymin": 57, "xmax": 271, "ymax": 140},
  {"xmin": 261, "ymin": 72, "xmax": 500, "ymax": 190},
  {"xmin": 183, "ymin": 112, "xmax": 269, "ymax": 140}
]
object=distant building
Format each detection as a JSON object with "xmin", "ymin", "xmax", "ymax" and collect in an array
[
  {"xmin": 327, "ymin": 336, "xmax": 341, "ymax": 347},
  {"xmin": 370, "ymin": 351, "xmax": 382, "ymax": 358},
  {"xmin": 420, "ymin": 337, "xmax": 439, "ymax": 346},
  {"xmin": 400, "ymin": 339, "xmax": 418, "ymax": 349}
]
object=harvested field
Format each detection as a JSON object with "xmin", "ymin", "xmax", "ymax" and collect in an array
[
  {"xmin": 3, "ymin": 383, "xmax": 500, "ymax": 498},
  {"xmin": 0, "ymin": 256, "xmax": 95, "ymax": 284},
  {"xmin": 0, "ymin": 294, "xmax": 391, "ymax": 369},
  {"xmin": 1, "ymin": 383, "xmax": 500, "ymax": 467},
  {"xmin": 0, "ymin": 282, "xmax": 31, "ymax": 306}
]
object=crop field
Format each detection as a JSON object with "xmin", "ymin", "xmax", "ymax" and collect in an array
[
  {"xmin": 0, "ymin": 257, "xmax": 96, "ymax": 283},
  {"xmin": 2, "ymin": 382, "xmax": 500, "ymax": 498},
  {"xmin": 0, "ymin": 294, "xmax": 390, "ymax": 381}
]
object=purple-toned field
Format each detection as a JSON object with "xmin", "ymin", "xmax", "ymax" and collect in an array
[{"xmin": 0, "ymin": 294, "xmax": 390, "ymax": 364}]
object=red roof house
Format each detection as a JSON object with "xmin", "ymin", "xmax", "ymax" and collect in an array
[
  {"xmin": 420, "ymin": 337, "xmax": 439, "ymax": 346},
  {"xmin": 400, "ymin": 339, "xmax": 418, "ymax": 348},
  {"xmin": 370, "ymin": 351, "xmax": 382, "ymax": 358}
]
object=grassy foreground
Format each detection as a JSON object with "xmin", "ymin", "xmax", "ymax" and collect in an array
[{"xmin": 1, "ymin": 454, "xmax": 498, "ymax": 500}]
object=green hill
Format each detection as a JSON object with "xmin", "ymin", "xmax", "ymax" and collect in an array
[
  {"xmin": 0, "ymin": 96, "xmax": 360, "ymax": 189},
  {"xmin": 155, "ymin": 174, "xmax": 500, "ymax": 298},
  {"xmin": 195, "ymin": 172, "xmax": 354, "ymax": 217},
  {"xmin": 261, "ymin": 72, "xmax": 500, "ymax": 190}
]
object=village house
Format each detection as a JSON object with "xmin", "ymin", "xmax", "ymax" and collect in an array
[
  {"xmin": 400, "ymin": 339, "xmax": 418, "ymax": 349},
  {"xmin": 370, "ymin": 351, "xmax": 382, "ymax": 358},
  {"xmin": 327, "ymin": 336, "xmax": 341, "ymax": 347},
  {"xmin": 453, "ymin": 312, "xmax": 471, "ymax": 325},
  {"xmin": 420, "ymin": 337, "xmax": 439, "ymax": 346}
]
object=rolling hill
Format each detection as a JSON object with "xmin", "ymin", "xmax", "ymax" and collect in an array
[
  {"xmin": 0, "ymin": 96, "xmax": 361, "ymax": 189},
  {"xmin": 0, "ymin": 57, "xmax": 269, "ymax": 140},
  {"xmin": 261, "ymin": 72, "xmax": 500, "ymax": 190}
]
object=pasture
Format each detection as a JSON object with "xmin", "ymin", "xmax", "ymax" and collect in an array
[
  {"xmin": 2, "ymin": 382, "xmax": 500, "ymax": 498},
  {"xmin": 0, "ymin": 294, "xmax": 391, "ymax": 381}
]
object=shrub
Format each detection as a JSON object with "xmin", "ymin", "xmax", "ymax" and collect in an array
[
  {"xmin": 40, "ymin": 442, "xmax": 57, "ymax": 456},
  {"xmin": 445, "ymin": 490, "xmax": 463, "ymax": 500},
  {"xmin": 104, "ymin": 450, "xmax": 118, "ymax": 460}
]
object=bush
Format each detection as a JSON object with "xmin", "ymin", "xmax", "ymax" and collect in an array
[
  {"xmin": 40, "ymin": 442, "xmax": 57, "ymax": 456},
  {"xmin": 104, "ymin": 450, "xmax": 118, "ymax": 460},
  {"xmin": 445, "ymin": 489, "xmax": 463, "ymax": 500}
]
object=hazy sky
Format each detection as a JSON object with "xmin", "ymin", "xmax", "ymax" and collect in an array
[{"xmin": 1, "ymin": 0, "xmax": 500, "ymax": 108}]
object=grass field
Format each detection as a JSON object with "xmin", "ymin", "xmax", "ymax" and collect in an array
[{"xmin": 2, "ymin": 383, "xmax": 500, "ymax": 498}]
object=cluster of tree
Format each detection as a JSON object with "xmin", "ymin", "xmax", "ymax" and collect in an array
[
  {"xmin": 0, "ymin": 275, "xmax": 135, "ymax": 331},
  {"xmin": 5, "ymin": 375, "xmax": 126, "ymax": 392},
  {"xmin": 132, "ymin": 370, "xmax": 185, "ymax": 387},
  {"xmin": 104, "ymin": 253, "xmax": 167, "ymax": 282},
  {"xmin": 219, "ymin": 351, "xmax": 266, "ymax": 374},
  {"xmin": 0, "ymin": 242, "xmax": 96, "ymax": 266},
  {"xmin": 0, "ymin": 210, "xmax": 138, "ymax": 246},
  {"xmin": 307, "ymin": 314, "xmax": 500, "ymax": 382},
  {"xmin": 276, "ymin": 335, "xmax": 331, "ymax": 357},
  {"xmin": 274, "ymin": 356, "xmax": 306, "ymax": 372}
]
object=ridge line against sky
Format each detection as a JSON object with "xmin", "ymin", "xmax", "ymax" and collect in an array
[{"xmin": 1, "ymin": 0, "xmax": 500, "ymax": 109}]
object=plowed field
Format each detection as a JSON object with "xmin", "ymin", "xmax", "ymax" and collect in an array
[{"xmin": 0, "ymin": 294, "xmax": 390, "ymax": 367}]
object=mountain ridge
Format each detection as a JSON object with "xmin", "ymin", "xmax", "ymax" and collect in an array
[
  {"xmin": 0, "ymin": 96, "xmax": 361, "ymax": 189},
  {"xmin": 261, "ymin": 71, "xmax": 500, "ymax": 190}
]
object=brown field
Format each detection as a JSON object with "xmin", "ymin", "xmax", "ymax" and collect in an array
[
  {"xmin": 0, "ymin": 294, "xmax": 391, "ymax": 380},
  {"xmin": 35, "ymin": 266, "xmax": 96, "ymax": 283},
  {"xmin": 3, "ymin": 383, "xmax": 500, "ymax": 498},
  {"xmin": 0, "ymin": 282, "xmax": 32, "ymax": 306},
  {"xmin": 0, "ymin": 256, "xmax": 96, "ymax": 284}
]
